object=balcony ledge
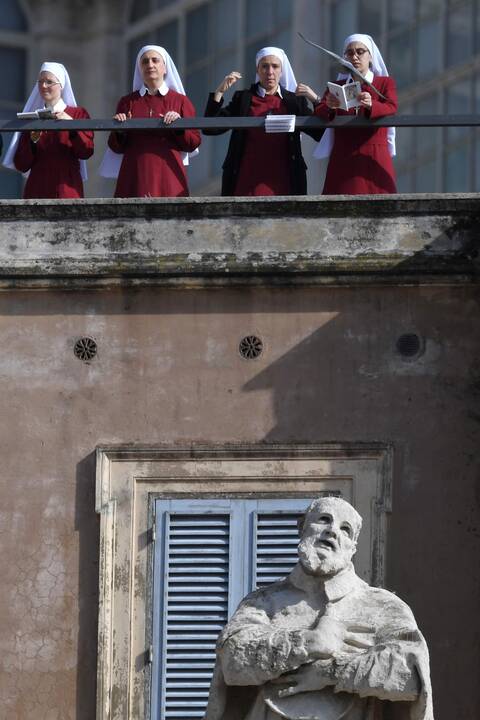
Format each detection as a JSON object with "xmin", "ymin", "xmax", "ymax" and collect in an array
[{"xmin": 0, "ymin": 194, "xmax": 478, "ymax": 288}]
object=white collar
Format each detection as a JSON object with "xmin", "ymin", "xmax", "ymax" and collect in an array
[
  {"xmin": 289, "ymin": 562, "xmax": 365, "ymax": 602},
  {"xmin": 257, "ymin": 83, "xmax": 283, "ymax": 99},
  {"xmin": 139, "ymin": 81, "xmax": 169, "ymax": 96},
  {"xmin": 348, "ymin": 69, "xmax": 374, "ymax": 84},
  {"xmin": 45, "ymin": 99, "xmax": 66, "ymax": 112}
]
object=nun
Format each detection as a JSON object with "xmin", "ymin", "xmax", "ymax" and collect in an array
[
  {"xmin": 204, "ymin": 47, "xmax": 323, "ymax": 196},
  {"xmin": 3, "ymin": 62, "xmax": 93, "ymax": 198},
  {"xmin": 297, "ymin": 33, "xmax": 397, "ymax": 194},
  {"xmin": 101, "ymin": 45, "xmax": 200, "ymax": 197}
]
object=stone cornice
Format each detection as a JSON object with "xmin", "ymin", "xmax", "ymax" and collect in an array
[{"xmin": 0, "ymin": 195, "xmax": 478, "ymax": 288}]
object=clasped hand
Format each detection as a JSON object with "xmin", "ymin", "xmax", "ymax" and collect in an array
[{"xmin": 113, "ymin": 110, "xmax": 181, "ymax": 124}]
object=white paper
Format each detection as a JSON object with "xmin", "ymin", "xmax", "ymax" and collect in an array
[
  {"xmin": 17, "ymin": 109, "xmax": 55, "ymax": 120},
  {"xmin": 264, "ymin": 114, "xmax": 296, "ymax": 133}
]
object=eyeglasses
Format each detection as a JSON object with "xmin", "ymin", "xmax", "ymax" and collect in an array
[
  {"xmin": 344, "ymin": 48, "xmax": 369, "ymax": 58},
  {"xmin": 37, "ymin": 79, "xmax": 60, "ymax": 87}
]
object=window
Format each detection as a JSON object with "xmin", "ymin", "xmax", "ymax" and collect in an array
[
  {"xmin": 129, "ymin": 0, "xmax": 176, "ymax": 23},
  {"xmin": 95, "ymin": 444, "xmax": 391, "ymax": 720},
  {"xmin": 389, "ymin": 0, "xmax": 416, "ymax": 30},
  {"xmin": 0, "ymin": 0, "xmax": 27, "ymax": 30},
  {"xmin": 388, "ymin": 30, "xmax": 415, "ymax": 89},
  {"xmin": 150, "ymin": 497, "xmax": 312, "ymax": 719},
  {"xmin": 358, "ymin": 0, "xmax": 381, "ymax": 37},
  {"xmin": 447, "ymin": 1, "xmax": 474, "ymax": 67},
  {"xmin": 416, "ymin": 15, "xmax": 441, "ymax": 79},
  {"xmin": 331, "ymin": 0, "xmax": 357, "ymax": 52},
  {"xmin": 0, "ymin": 2, "xmax": 29, "ymax": 198}
]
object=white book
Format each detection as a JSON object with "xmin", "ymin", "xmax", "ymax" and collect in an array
[
  {"xmin": 16, "ymin": 109, "xmax": 55, "ymax": 120},
  {"xmin": 327, "ymin": 81, "xmax": 361, "ymax": 111},
  {"xmin": 264, "ymin": 114, "xmax": 296, "ymax": 133}
]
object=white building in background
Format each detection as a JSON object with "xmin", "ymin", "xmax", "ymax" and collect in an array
[{"xmin": 0, "ymin": 0, "xmax": 478, "ymax": 197}]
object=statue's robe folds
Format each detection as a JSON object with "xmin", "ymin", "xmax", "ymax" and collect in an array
[{"xmin": 204, "ymin": 564, "xmax": 434, "ymax": 720}]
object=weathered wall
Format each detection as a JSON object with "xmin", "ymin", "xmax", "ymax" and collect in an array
[{"xmin": 0, "ymin": 196, "xmax": 479, "ymax": 719}]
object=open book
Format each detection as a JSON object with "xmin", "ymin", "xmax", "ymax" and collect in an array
[
  {"xmin": 16, "ymin": 109, "xmax": 55, "ymax": 120},
  {"xmin": 327, "ymin": 81, "xmax": 361, "ymax": 111}
]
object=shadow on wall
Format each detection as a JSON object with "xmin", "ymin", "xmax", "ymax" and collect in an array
[
  {"xmin": 240, "ymin": 241, "xmax": 480, "ymax": 720},
  {"xmin": 75, "ymin": 452, "xmax": 99, "ymax": 719},
  {"xmin": 242, "ymin": 223, "xmax": 480, "ymax": 444}
]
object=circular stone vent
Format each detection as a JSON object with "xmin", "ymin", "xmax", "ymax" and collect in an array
[
  {"xmin": 396, "ymin": 333, "xmax": 423, "ymax": 358},
  {"xmin": 239, "ymin": 335, "xmax": 263, "ymax": 360},
  {"xmin": 74, "ymin": 337, "xmax": 97, "ymax": 361}
]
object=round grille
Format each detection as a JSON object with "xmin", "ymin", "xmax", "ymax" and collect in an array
[
  {"xmin": 239, "ymin": 335, "xmax": 263, "ymax": 360},
  {"xmin": 396, "ymin": 333, "xmax": 422, "ymax": 358},
  {"xmin": 74, "ymin": 337, "xmax": 97, "ymax": 361}
]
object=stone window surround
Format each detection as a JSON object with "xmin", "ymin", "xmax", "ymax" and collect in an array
[{"xmin": 95, "ymin": 443, "xmax": 392, "ymax": 720}]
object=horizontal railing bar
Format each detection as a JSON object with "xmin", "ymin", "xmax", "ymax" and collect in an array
[{"xmin": 0, "ymin": 115, "xmax": 479, "ymax": 132}]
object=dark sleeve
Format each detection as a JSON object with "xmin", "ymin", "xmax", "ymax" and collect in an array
[
  {"xmin": 203, "ymin": 91, "xmax": 241, "ymax": 136},
  {"xmin": 107, "ymin": 97, "xmax": 130, "ymax": 154},
  {"xmin": 293, "ymin": 94, "xmax": 324, "ymax": 143},
  {"xmin": 68, "ymin": 107, "xmax": 94, "ymax": 160},
  {"xmin": 366, "ymin": 76, "xmax": 398, "ymax": 119},
  {"xmin": 167, "ymin": 95, "xmax": 201, "ymax": 153},
  {"xmin": 14, "ymin": 132, "xmax": 36, "ymax": 173}
]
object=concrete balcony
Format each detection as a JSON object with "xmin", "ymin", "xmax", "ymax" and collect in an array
[{"xmin": 0, "ymin": 193, "xmax": 478, "ymax": 287}]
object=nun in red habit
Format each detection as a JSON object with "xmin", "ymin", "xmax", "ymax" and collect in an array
[
  {"xmin": 204, "ymin": 47, "xmax": 323, "ymax": 196},
  {"xmin": 297, "ymin": 34, "xmax": 397, "ymax": 194},
  {"xmin": 100, "ymin": 45, "xmax": 200, "ymax": 197},
  {"xmin": 3, "ymin": 62, "xmax": 93, "ymax": 198}
]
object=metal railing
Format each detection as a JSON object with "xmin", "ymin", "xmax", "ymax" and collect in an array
[{"xmin": 0, "ymin": 115, "xmax": 479, "ymax": 132}]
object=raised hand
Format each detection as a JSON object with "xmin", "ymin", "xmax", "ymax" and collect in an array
[
  {"xmin": 214, "ymin": 71, "xmax": 242, "ymax": 97},
  {"xmin": 295, "ymin": 83, "xmax": 319, "ymax": 105}
]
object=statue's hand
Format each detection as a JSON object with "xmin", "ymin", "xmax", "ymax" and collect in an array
[
  {"xmin": 302, "ymin": 615, "xmax": 347, "ymax": 657},
  {"xmin": 273, "ymin": 660, "xmax": 333, "ymax": 697},
  {"xmin": 302, "ymin": 614, "xmax": 375, "ymax": 658}
]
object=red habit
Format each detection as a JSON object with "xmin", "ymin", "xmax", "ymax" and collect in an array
[
  {"xmin": 235, "ymin": 94, "xmax": 291, "ymax": 196},
  {"xmin": 315, "ymin": 76, "xmax": 397, "ymax": 195},
  {"xmin": 108, "ymin": 90, "xmax": 201, "ymax": 198},
  {"xmin": 14, "ymin": 106, "xmax": 93, "ymax": 199}
]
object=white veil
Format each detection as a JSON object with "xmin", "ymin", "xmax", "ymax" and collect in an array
[{"xmin": 255, "ymin": 46, "xmax": 297, "ymax": 92}]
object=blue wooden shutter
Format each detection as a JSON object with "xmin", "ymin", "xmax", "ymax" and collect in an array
[
  {"xmin": 151, "ymin": 497, "xmax": 315, "ymax": 720},
  {"xmin": 253, "ymin": 511, "xmax": 302, "ymax": 588}
]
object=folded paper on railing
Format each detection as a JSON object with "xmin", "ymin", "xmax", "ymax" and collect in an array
[{"xmin": 264, "ymin": 114, "xmax": 296, "ymax": 133}]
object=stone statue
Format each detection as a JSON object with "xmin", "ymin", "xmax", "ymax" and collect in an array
[{"xmin": 204, "ymin": 496, "xmax": 434, "ymax": 720}]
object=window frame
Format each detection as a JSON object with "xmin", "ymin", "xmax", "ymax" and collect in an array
[{"xmin": 95, "ymin": 443, "xmax": 392, "ymax": 720}]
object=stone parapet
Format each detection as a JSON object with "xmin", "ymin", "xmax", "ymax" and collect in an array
[{"xmin": 0, "ymin": 194, "xmax": 478, "ymax": 287}]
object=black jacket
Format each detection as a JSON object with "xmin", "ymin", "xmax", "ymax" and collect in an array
[{"xmin": 204, "ymin": 84, "xmax": 323, "ymax": 196}]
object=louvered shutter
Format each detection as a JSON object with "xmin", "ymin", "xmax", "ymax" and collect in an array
[
  {"xmin": 253, "ymin": 512, "xmax": 302, "ymax": 588},
  {"xmin": 151, "ymin": 497, "xmax": 316, "ymax": 720}
]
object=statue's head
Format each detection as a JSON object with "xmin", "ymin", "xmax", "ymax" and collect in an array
[{"xmin": 297, "ymin": 496, "xmax": 362, "ymax": 578}]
